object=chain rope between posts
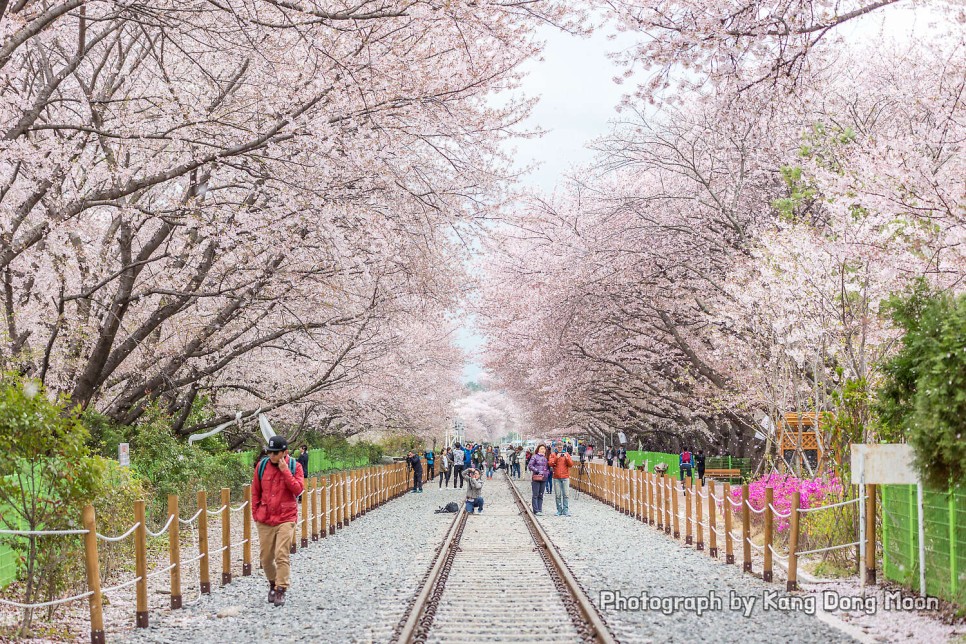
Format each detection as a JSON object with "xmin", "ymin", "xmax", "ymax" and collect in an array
[
  {"xmin": 97, "ymin": 522, "xmax": 140, "ymax": 542},
  {"xmin": 179, "ymin": 509, "xmax": 204, "ymax": 525},
  {"xmin": 746, "ymin": 539, "xmax": 765, "ymax": 552},
  {"xmin": 797, "ymin": 496, "xmax": 865, "ymax": 513},
  {"xmin": 146, "ymin": 562, "xmax": 177, "ymax": 579},
  {"xmin": 745, "ymin": 499, "xmax": 766, "ymax": 514},
  {"xmin": 767, "ymin": 544, "xmax": 790, "ymax": 561},
  {"xmin": 0, "ymin": 528, "xmax": 89, "ymax": 536},
  {"xmin": 100, "ymin": 576, "xmax": 142, "ymax": 594},
  {"xmin": 768, "ymin": 503, "xmax": 792, "ymax": 518},
  {"xmin": 146, "ymin": 514, "xmax": 176, "ymax": 538},
  {"xmin": 230, "ymin": 501, "xmax": 249, "ymax": 513},
  {"xmin": 0, "ymin": 590, "xmax": 94, "ymax": 608},
  {"xmin": 796, "ymin": 540, "xmax": 862, "ymax": 556}
]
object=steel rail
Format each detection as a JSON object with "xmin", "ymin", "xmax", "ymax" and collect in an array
[
  {"xmin": 504, "ymin": 474, "xmax": 618, "ymax": 644},
  {"xmin": 395, "ymin": 504, "xmax": 466, "ymax": 643}
]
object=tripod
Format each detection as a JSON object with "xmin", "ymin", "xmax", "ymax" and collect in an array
[{"xmin": 574, "ymin": 459, "xmax": 588, "ymax": 501}]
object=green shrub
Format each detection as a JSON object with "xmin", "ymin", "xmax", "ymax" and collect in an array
[
  {"xmin": 0, "ymin": 374, "xmax": 100, "ymax": 635},
  {"xmin": 878, "ymin": 285, "xmax": 966, "ymax": 488},
  {"xmin": 129, "ymin": 406, "xmax": 249, "ymax": 516}
]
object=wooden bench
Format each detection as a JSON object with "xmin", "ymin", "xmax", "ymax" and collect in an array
[{"xmin": 703, "ymin": 468, "xmax": 741, "ymax": 480}]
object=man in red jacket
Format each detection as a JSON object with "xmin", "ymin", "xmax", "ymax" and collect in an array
[
  {"xmin": 548, "ymin": 445, "xmax": 573, "ymax": 517},
  {"xmin": 252, "ymin": 435, "xmax": 304, "ymax": 607}
]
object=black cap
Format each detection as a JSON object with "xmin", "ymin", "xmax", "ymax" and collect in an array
[{"xmin": 267, "ymin": 436, "xmax": 288, "ymax": 452}]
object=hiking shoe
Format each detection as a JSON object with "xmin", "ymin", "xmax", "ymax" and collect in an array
[
  {"xmin": 267, "ymin": 583, "xmax": 276, "ymax": 604},
  {"xmin": 274, "ymin": 587, "xmax": 287, "ymax": 607}
]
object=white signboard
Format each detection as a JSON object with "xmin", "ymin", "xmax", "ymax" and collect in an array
[
  {"xmin": 118, "ymin": 442, "xmax": 130, "ymax": 468},
  {"xmin": 850, "ymin": 443, "xmax": 918, "ymax": 485}
]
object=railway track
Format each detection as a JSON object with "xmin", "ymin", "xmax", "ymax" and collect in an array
[{"xmin": 394, "ymin": 473, "xmax": 617, "ymax": 644}]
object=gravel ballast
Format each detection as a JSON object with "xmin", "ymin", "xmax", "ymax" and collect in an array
[
  {"xmin": 511, "ymin": 476, "xmax": 858, "ymax": 644},
  {"xmin": 118, "ymin": 481, "xmax": 466, "ymax": 644}
]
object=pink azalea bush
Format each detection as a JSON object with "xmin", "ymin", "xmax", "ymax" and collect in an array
[{"xmin": 727, "ymin": 473, "xmax": 844, "ymax": 532}]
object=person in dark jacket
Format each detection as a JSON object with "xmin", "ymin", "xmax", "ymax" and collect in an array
[
  {"xmin": 407, "ymin": 451, "xmax": 423, "ymax": 493},
  {"xmin": 452, "ymin": 443, "xmax": 465, "ymax": 488},
  {"xmin": 695, "ymin": 449, "xmax": 706, "ymax": 482},
  {"xmin": 296, "ymin": 445, "xmax": 310, "ymax": 500},
  {"xmin": 425, "ymin": 450, "xmax": 435, "ymax": 480},
  {"xmin": 252, "ymin": 435, "xmax": 304, "ymax": 607}
]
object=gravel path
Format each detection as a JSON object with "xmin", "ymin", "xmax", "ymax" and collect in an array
[
  {"xmin": 510, "ymin": 476, "xmax": 858, "ymax": 644},
  {"xmin": 118, "ymin": 481, "xmax": 467, "ymax": 644}
]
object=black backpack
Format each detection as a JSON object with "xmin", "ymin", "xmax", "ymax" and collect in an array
[{"xmin": 435, "ymin": 502, "xmax": 460, "ymax": 514}]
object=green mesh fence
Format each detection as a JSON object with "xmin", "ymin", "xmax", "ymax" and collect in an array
[
  {"xmin": 239, "ymin": 448, "xmax": 369, "ymax": 477},
  {"xmin": 626, "ymin": 451, "xmax": 750, "ymax": 481},
  {"xmin": 882, "ymin": 484, "xmax": 965, "ymax": 606},
  {"xmin": 0, "ymin": 542, "xmax": 17, "ymax": 586}
]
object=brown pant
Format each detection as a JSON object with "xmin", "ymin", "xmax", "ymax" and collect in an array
[{"xmin": 256, "ymin": 521, "xmax": 295, "ymax": 589}]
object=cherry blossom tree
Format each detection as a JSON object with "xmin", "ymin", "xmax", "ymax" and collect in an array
[{"xmin": 0, "ymin": 0, "xmax": 589, "ymax": 442}]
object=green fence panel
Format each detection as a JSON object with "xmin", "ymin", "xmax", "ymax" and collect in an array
[
  {"xmin": 882, "ymin": 483, "xmax": 965, "ymax": 607},
  {"xmin": 238, "ymin": 448, "xmax": 369, "ymax": 478},
  {"xmin": 0, "ymin": 542, "xmax": 17, "ymax": 586},
  {"xmin": 625, "ymin": 451, "xmax": 750, "ymax": 481}
]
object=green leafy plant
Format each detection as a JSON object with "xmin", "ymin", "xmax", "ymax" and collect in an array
[
  {"xmin": 877, "ymin": 283, "xmax": 966, "ymax": 488},
  {"xmin": 0, "ymin": 374, "xmax": 100, "ymax": 636}
]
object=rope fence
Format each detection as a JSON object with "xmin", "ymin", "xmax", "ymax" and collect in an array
[
  {"xmin": 569, "ymin": 462, "xmax": 879, "ymax": 591},
  {"xmin": 0, "ymin": 460, "xmax": 410, "ymax": 643}
]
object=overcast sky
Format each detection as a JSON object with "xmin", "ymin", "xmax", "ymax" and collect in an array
[
  {"xmin": 458, "ymin": 24, "xmax": 633, "ymax": 382},
  {"xmin": 456, "ymin": 5, "xmax": 933, "ymax": 384}
]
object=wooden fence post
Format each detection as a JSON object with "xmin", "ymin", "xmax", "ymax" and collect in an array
[
  {"xmin": 648, "ymin": 473, "xmax": 655, "ymax": 525},
  {"xmin": 301, "ymin": 481, "xmax": 309, "ymax": 548},
  {"xmin": 696, "ymin": 478, "xmax": 705, "ymax": 551},
  {"xmin": 685, "ymin": 477, "xmax": 693, "ymax": 543},
  {"xmin": 197, "ymin": 491, "xmax": 210, "ymax": 594},
  {"xmin": 339, "ymin": 472, "xmax": 349, "ymax": 529},
  {"xmin": 134, "ymin": 500, "xmax": 148, "ymax": 628},
  {"xmin": 335, "ymin": 473, "xmax": 344, "ymax": 529},
  {"xmin": 82, "ymin": 505, "xmax": 105, "ymax": 644},
  {"xmin": 656, "ymin": 474, "xmax": 664, "ymax": 531},
  {"xmin": 321, "ymin": 477, "xmax": 331, "ymax": 536},
  {"xmin": 724, "ymin": 483, "xmax": 734, "ymax": 564},
  {"xmin": 664, "ymin": 476, "xmax": 672, "ymax": 535},
  {"xmin": 764, "ymin": 486, "xmax": 774, "ymax": 582},
  {"xmin": 242, "ymin": 485, "xmax": 252, "ymax": 576},
  {"xmin": 742, "ymin": 483, "xmax": 752, "ymax": 573},
  {"xmin": 168, "ymin": 495, "xmax": 182, "ymax": 608},
  {"xmin": 311, "ymin": 478, "xmax": 319, "ymax": 541},
  {"xmin": 708, "ymin": 480, "xmax": 718, "ymax": 558},
  {"xmin": 624, "ymin": 469, "xmax": 634, "ymax": 516},
  {"xmin": 342, "ymin": 470, "xmax": 356, "ymax": 525},
  {"xmin": 787, "ymin": 493, "xmax": 800, "ymax": 591},
  {"xmin": 866, "ymin": 483, "xmax": 877, "ymax": 585},
  {"xmin": 221, "ymin": 488, "xmax": 232, "ymax": 584},
  {"xmin": 671, "ymin": 477, "xmax": 680, "ymax": 538}
]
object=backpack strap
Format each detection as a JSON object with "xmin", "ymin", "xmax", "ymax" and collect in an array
[{"xmin": 257, "ymin": 456, "xmax": 298, "ymax": 481}]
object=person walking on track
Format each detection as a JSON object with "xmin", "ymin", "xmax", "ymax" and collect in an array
[
  {"xmin": 510, "ymin": 447, "xmax": 522, "ymax": 478},
  {"xmin": 484, "ymin": 446, "xmax": 495, "ymax": 479},
  {"xmin": 528, "ymin": 444, "xmax": 550, "ymax": 515},
  {"xmin": 452, "ymin": 443, "xmax": 465, "ymax": 488},
  {"xmin": 441, "ymin": 449, "xmax": 454, "ymax": 488},
  {"xmin": 407, "ymin": 450, "xmax": 424, "ymax": 493},
  {"xmin": 548, "ymin": 445, "xmax": 573, "ymax": 516},
  {"xmin": 252, "ymin": 435, "xmax": 305, "ymax": 607}
]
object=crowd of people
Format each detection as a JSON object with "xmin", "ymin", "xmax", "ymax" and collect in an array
[{"xmin": 249, "ymin": 432, "xmax": 714, "ymax": 609}]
